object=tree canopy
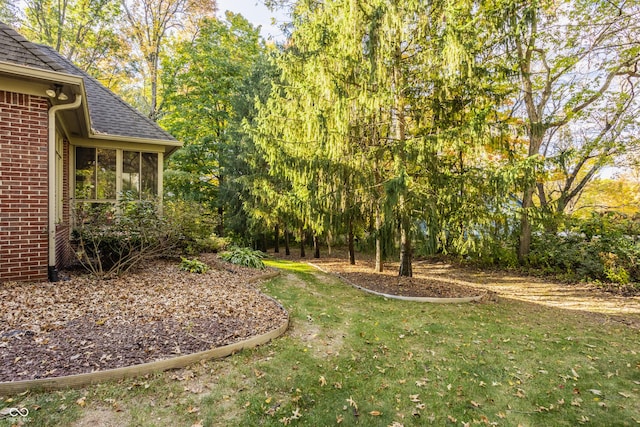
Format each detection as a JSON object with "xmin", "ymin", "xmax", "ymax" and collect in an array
[{"xmin": 8, "ymin": 0, "xmax": 640, "ymax": 279}]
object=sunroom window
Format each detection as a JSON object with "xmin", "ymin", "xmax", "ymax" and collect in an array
[
  {"xmin": 74, "ymin": 147, "xmax": 159, "ymax": 201},
  {"xmin": 122, "ymin": 151, "xmax": 158, "ymax": 199},
  {"xmin": 75, "ymin": 147, "xmax": 117, "ymax": 200}
]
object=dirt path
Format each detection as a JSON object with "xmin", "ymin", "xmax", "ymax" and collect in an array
[{"xmin": 411, "ymin": 260, "xmax": 640, "ymax": 318}]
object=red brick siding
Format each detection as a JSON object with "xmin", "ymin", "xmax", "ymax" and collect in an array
[{"xmin": 0, "ymin": 90, "xmax": 49, "ymax": 282}]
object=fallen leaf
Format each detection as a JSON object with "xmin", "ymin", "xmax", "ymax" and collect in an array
[
  {"xmin": 346, "ymin": 397, "xmax": 358, "ymax": 410},
  {"xmin": 415, "ymin": 379, "xmax": 428, "ymax": 387},
  {"xmin": 369, "ymin": 410, "xmax": 382, "ymax": 416},
  {"xmin": 291, "ymin": 408, "xmax": 302, "ymax": 420},
  {"xmin": 76, "ymin": 397, "xmax": 86, "ymax": 407}
]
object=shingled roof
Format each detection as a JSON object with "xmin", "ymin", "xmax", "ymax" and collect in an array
[
  {"xmin": 0, "ymin": 21, "xmax": 178, "ymax": 144},
  {"xmin": 0, "ymin": 22, "xmax": 65, "ymax": 72}
]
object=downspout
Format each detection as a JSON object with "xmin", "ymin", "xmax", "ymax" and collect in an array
[{"xmin": 48, "ymin": 94, "xmax": 82, "ymax": 282}]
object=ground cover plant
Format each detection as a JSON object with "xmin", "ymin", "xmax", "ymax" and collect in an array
[
  {"xmin": 1, "ymin": 259, "xmax": 639, "ymax": 426},
  {"xmin": 220, "ymin": 247, "xmax": 267, "ymax": 270}
]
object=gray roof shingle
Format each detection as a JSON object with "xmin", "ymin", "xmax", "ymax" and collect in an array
[
  {"xmin": 0, "ymin": 22, "xmax": 65, "ymax": 72},
  {"xmin": 0, "ymin": 21, "xmax": 178, "ymax": 144}
]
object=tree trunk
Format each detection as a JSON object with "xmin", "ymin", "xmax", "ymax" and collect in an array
[
  {"xmin": 518, "ymin": 125, "xmax": 545, "ymax": 262},
  {"xmin": 313, "ymin": 235, "xmax": 320, "ymax": 258},
  {"xmin": 374, "ymin": 205, "xmax": 383, "ymax": 273},
  {"xmin": 299, "ymin": 226, "xmax": 306, "ymax": 258},
  {"xmin": 392, "ymin": 40, "xmax": 411, "ymax": 277},
  {"xmin": 149, "ymin": 50, "xmax": 159, "ymax": 121},
  {"xmin": 399, "ymin": 218, "xmax": 412, "ymax": 277},
  {"xmin": 518, "ymin": 186, "xmax": 534, "ymax": 264},
  {"xmin": 216, "ymin": 175, "xmax": 224, "ymax": 237},
  {"xmin": 274, "ymin": 224, "xmax": 280, "ymax": 253},
  {"xmin": 348, "ymin": 219, "xmax": 355, "ymax": 265},
  {"xmin": 260, "ymin": 233, "xmax": 267, "ymax": 253},
  {"xmin": 217, "ymin": 206, "xmax": 224, "ymax": 237},
  {"xmin": 285, "ymin": 227, "xmax": 290, "ymax": 256},
  {"xmin": 326, "ymin": 231, "xmax": 332, "ymax": 256}
]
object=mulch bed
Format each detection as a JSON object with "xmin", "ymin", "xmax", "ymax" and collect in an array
[
  {"xmin": 318, "ymin": 267, "xmax": 482, "ymax": 299},
  {"xmin": 0, "ymin": 255, "xmax": 287, "ymax": 383},
  {"xmin": 275, "ymin": 251, "xmax": 484, "ymax": 299},
  {"xmin": 334, "ymin": 271, "xmax": 483, "ymax": 298}
]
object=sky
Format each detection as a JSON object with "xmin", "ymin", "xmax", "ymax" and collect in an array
[{"xmin": 215, "ymin": 0, "xmax": 289, "ymax": 41}]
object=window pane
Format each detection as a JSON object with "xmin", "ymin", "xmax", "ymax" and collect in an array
[
  {"xmin": 122, "ymin": 151, "xmax": 140, "ymax": 198},
  {"xmin": 97, "ymin": 149, "xmax": 116, "ymax": 199},
  {"xmin": 141, "ymin": 152, "xmax": 158, "ymax": 198},
  {"xmin": 75, "ymin": 147, "xmax": 95, "ymax": 199}
]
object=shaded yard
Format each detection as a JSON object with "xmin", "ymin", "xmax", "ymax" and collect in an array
[
  {"xmin": 0, "ymin": 257, "xmax": 639, "ymax": 426},
  {"xmin": 308, "ymin": 254, "xmax": 640, "ymax": 329}
]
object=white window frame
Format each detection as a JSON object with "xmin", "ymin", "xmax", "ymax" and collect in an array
[{"xmin": 71, "ymin": 145, "xmax": 164, "ymax": 204}]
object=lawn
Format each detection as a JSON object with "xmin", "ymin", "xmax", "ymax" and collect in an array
[{"xmin": 1, "ymin": 259, "xmax": 639, "ymax": 426}]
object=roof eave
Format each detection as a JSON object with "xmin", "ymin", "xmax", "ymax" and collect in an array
[
  {"xmin": 88, "ymin": 132, "xmax": 182, "ymax": 155},
  {"xmin": 0, "ymin": 60, "xmax": 93, "ymax": 136},
  {"xmin": 0, "ymin": 61, "xmax": 84, "ymax": 86}
]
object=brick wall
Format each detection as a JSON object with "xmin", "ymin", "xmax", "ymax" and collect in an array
[
  {"xmin": 56, "ymin": 137, "xmax": 73, "ymax": 269},
  {"xmin": 0, "ymin": 90, "xmax": 50, "ymax": 282}
]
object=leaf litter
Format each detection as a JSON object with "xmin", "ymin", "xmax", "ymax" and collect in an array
[{"xmin": 0, "ymin": 255, "xmax": 287, "ymax": 382}]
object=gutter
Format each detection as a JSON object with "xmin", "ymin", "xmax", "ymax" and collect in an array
[
  {"xmin": 48, "ymin": 94, "xmax": 82, "ymax": 282},
  {"xmin": 0, "ymin": 61, "xmax": 83, "ymax": 86}
]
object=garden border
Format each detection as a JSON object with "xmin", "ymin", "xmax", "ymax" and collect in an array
[
  {"xmin": 0, "ymin": 271, "xmax": 288, "ymax": 395},
  {"xmin": 307, "ymin": 262, "xmax": 485, "ymax": 303}
]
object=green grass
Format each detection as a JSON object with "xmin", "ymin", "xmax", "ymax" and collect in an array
[{"xmin": 2, "ymin": 258, "xmax": 639, "ymax": 426}]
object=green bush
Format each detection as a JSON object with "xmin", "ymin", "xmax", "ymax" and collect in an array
[
  {"xmin": 219, "ymin": 247, "xmax": 267, "ymax": 269},
  {"xmin": 194, "ymin": 235, "xmax": 231, "ymax": 253},
  {"xmin": 600, "ymin": 252, "xmax": 630, "ymax": 285},
  {"xmin": 528, "ymin": 212, "xmax": 640, "ymax": 285},
  {"xmin": 163, "ymin": 199, "xmax": 222, "ymax": 255},
  {"xmin": 72, "ymin": 194, "xmax": 176, "ymax": 278},
  {"xmin": 179, "ymin": 257, "xmax": 209, "ymax": 274}
]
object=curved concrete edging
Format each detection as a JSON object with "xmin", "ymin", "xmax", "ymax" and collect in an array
[
  {"xmin": 0, "ymin": 271, "xmax": 287, "ymax": 395},
  {"xmin": 307, "ymin": 262, "xmax": 485, "ymax": 303}
]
